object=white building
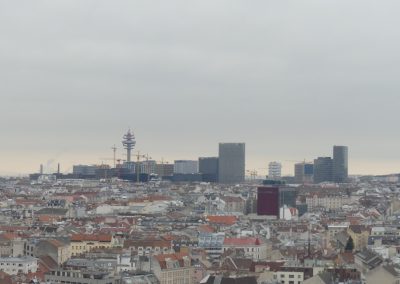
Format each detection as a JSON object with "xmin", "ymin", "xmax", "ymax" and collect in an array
[
  {"xmin": 0, "ymin": 256, "xmax": 38, "ymax": 275},
  {"xmin": 273, "ymin": 270, "xmax": 304, "ymax": 284},
  {"xmin": 268, "ymin": 161, "xmax": 282, "ymax": 180},
  {"xmin": 173, "ymin": 160, "xmax": 198, "ymax": 174}
]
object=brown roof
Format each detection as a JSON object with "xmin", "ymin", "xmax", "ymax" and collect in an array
[
  {"xmin": 348, "ymin": 225, "xmax": 369, "ymax": 234},
  {"xmin": 47, "ymin": 239, "xmax": 66, "ymax": 248},
  {"xmin": 154, "ymin": 252, "xmax": 191, "ymax": 270},
  {"xmin": 206, "ymin": 215, "xmax": 237, "ymax": 226},
  {"xmin": 71, "ymin": 234, "xmax": 112, "ymax": 242},
  {"xmin": 0, "ymin": 271, "xmax": 12, "ymax": 284}
]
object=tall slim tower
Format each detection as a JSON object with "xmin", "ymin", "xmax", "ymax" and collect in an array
[
  {"xmin": 122, "ymin": 129, "xmax": 136, "ymax": 163},
  {"xmin": 333, "ymin": 145, "xmax": 348, "ymax": 183},
  {"xmin": 218, "ymin": 143, "xmax": 245, "ymax": 184}
]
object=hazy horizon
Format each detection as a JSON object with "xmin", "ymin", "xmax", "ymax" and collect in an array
[{"xmin": 2, "ymin": 1, "xmax": 400, "ymax": 176}]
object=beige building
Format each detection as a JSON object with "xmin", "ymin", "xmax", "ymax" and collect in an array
[
  {"xmin": 153, "ymin": 252, "xmax": 194, "ymax": 284},
  {"xmin": 347, "ymin": 225, "xmax": 370, "ymax": 251},
  {"xmin": 70, "ymin": 234, "xmax": 113, "ymax": 256},
  {"xmin": 306, "ymin": 194, "xmax": 351, "ymax": 211},
  {"xmin": 123, "ymin": 239, "xmax": 172, "ymax": 256}
]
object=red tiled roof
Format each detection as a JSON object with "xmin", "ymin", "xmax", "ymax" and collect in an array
[
  {"xmin": 0, "ymin": 271, "xmax": 12, "ymax": 284},
  {"xmin": 206, "ymin": 215, "xmax": 237, "ymax": 226},
  {"xmin": 198, "ymin": 224, "xmax": 215, "ymax": 233},
  {"xmin": 154, "ymin": 252, "xmax": 190, "ymax": 270},
  {"xmin": 224, "ymin": 237, "xmax": 263, "ymax": 246}
]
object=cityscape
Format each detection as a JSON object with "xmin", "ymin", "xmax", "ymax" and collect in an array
[
  {"xmin": 1, "ymin": 129, "xmax": 400, "ymax": 283},
  {"xmin": 3, "ymin": 1, "xmax": 400, "ymax": 284}
]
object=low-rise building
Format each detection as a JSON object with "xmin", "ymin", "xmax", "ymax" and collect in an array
[
  {"xmin": 0, "ymin": 256, "xmax": 38, "ymax": 275},
  {"xmin": 153, "ymin": 252, "xmax": 194, "ymax": 284},
  {"xmin": 223, "ymin": 237, "xmax": 267, "ymax": 260}
]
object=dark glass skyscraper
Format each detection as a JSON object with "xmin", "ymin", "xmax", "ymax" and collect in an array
[
  {"xmin": 333, "ymin": 145, "xmax": 348, "ymax": 183},
  {"xmin": 313, "ymin": 157, "xmax": 333, "ymax": 183},
  {"xmin": 218, "ymin": 143, "xmax": 245, "ymax": 184},
  {"xmin": 199, "ymin": 157, "xmax": 219, "ymax": 182}
]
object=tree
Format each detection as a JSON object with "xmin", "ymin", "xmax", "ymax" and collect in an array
[{"xmin": 345, "ymin": 236, "xmax": 354, "ymax": 252}]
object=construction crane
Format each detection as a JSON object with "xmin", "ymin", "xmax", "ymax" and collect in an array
[
  {"xmin": 258, "ymin": 167, "xmax": 269, "ymax": 176},
  {"xmin": 134, "ymin": 151, "xmax": 146, "ymax": 183},
  {"xmin": 246, "ymin": 170, "xmax": 258, "ymax": 180}
]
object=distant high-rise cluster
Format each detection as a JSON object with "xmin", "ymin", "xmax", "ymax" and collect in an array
[
  {"xmin": 293, "ymin": 145, "xmax": 348, "ymax": 184},
  {"xmin": 33, "ymin": 128, "xmax": 347, "ymax": 185}
]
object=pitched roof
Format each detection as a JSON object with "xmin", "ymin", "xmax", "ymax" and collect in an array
[
  {"xmin": 206, "ymin": 215, "xmax": 237, "ymax": 226},
  {"xmin": 154, "ymin": 252, "xmax": 191, "ymax": 270},
  {"xmin": 70, "ymin": 234, "xmax": 112, "ymax": 242},
  {"xmin": 224, "ymin": 237, "xmax": 262, "ymax": 246}
]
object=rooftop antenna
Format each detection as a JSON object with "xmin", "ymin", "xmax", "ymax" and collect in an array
[{"xmin": 111, "ymin": 145, "xmax": 117, "ymax": 168}]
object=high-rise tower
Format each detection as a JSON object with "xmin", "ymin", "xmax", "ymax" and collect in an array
[
  {"xmin": 268, "ymin": 161, "xmax": 282, "ymax": 180},
  {"xmin": 333, "ymin": 145, "xmax": 348, "ymax": 183},
  {"xmin": 122, "ymin": 129, "xmax": 136, "ymax": 163},
  {"xmin": 313, "ymin": 157, "xmax": 333, "ymax": 183},
  {"xmin": 218, "ymin": 143, "xmax": 245, "ymax": 184}
]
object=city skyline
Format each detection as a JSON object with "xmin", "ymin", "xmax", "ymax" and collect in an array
[
  {"xmin": 2, "ymin": 1, "xmax": 400, "ymax": 175},
  {"xmin": 0, "ymin": 130, "xmax": 397, "ymax": 177}
]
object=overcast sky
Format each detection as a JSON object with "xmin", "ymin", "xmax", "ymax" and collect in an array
[{"xmin": 1, "ymin": 0, "xmax": 400, "ymax": 176}]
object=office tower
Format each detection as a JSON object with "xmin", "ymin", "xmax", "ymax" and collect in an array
[
  {"xmin": 313, "ymin": 157, "xmax": 333, "ymax": 183},
  {"xmin": 294, "ymin": 162, "xmax": 313, "ymax": 184},
  {"xmin": 199, "ymin": 157, "xmax": 219, "ymax": 182},
  {"xmin": 155, "ymin": 163, "xmax": 174, "ymax": 177},
  {"xmin": 333, "ymin": 145, "xmax": 348, "ymax": 183},
  {"xmin": 139, "ymin": 160, "xmax": 157, "ymax": 175},
  {"xmin": 268, "ymin": 161, "xmax": 282, "ymax": 180},
  {"xmin": 257, "ymin": 187, "xmax": 279, "ymax": 217},
  {"xmin": 218, "ymin": 143, "xmax": 245, "ymax": 184},
  {"xmin": 173, "ymin": 160, "xmax": 198, "ymax": 174}
]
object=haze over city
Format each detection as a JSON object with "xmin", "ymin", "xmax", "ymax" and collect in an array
[{"xmin": 2, "ymin": 0, "xmax": 400, "ymax": 175}]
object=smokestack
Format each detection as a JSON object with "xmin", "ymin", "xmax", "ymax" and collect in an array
[
  {"xmin": 57, "ymin": 163, "xmax": 60, "ymax": 174},
  {"xmin": 40, "ymin": 164, "xmax": 43, "ymax": 175}
]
